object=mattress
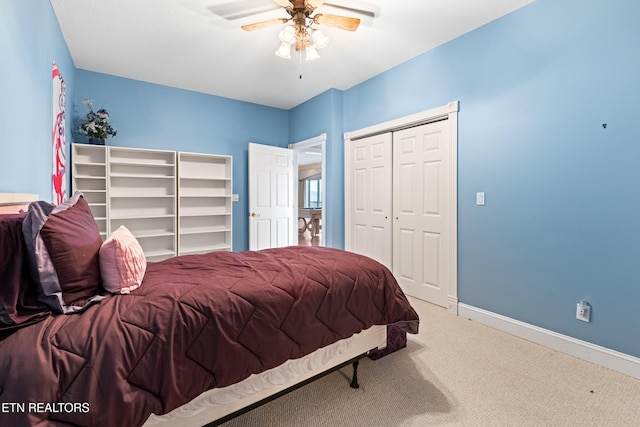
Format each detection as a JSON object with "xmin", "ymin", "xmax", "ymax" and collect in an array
[{"xmin": 144, "ymin": 325, "xmax": 387, "ymax": 427}]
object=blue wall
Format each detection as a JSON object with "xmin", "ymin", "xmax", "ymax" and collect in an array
[
  {"xmin": 3, "ymin": 0, "xmax": 640, "ymax": 359},
  {"xmin": 289, "ymin": 89, "xmax": 344, "ymax": 248},
  {"xmin": 338, "ymin": 0, "xmax": 640, "ymax": 358},
  {"xmin": 0, "ymin": 0, "xmax": 75, "ymax": 200},
  {"xmin": 72, "ymin": 71, "xmax": 289, "ymax": 251}
]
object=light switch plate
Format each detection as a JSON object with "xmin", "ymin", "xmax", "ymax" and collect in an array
[
  {"xmin": 476, "ymin": 192, "xmax": 485, "ymax": 206},
  {"xmin": 232, "ymin": 194, "xmax": 239, "ymax": 202}
]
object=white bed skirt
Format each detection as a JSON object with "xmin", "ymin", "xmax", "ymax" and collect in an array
[{"xmin": 144, "ymin": 325, "xmax": 387, "ymax": 427}]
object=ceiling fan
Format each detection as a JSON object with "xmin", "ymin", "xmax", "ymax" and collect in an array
[
  {"xmin": 180, "ymin": 0, "xmax": 375, "ymax": 61},
  {"xmin": 240, "ymin": 0, "xmax": 364, "ymax": 60},
  {"xmin": 242, "ymin": 0, "xmax": 360, "ymax": 32}
]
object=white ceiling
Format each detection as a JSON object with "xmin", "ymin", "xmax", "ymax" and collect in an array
[{"xmin": 50, "ymin": 0, "xmax": 534, "ymax": 110}]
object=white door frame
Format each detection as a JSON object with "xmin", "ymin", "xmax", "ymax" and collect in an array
[
  {"xmin": 344, "ymin": 101, "xmax": 459, "ymax": 315},
  {"xmin": 290, "ymin": 134, "xmax": 327, "ymax": 247}
]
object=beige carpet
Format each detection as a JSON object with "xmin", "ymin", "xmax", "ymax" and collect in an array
[{"xmin": 221, "ymin": 297, "xmax": 640, "ymax": 426}]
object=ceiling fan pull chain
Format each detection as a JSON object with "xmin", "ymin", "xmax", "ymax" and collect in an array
[{"xmin": 299, "ymin": 49, "xmax": 303, "ymax": 79}]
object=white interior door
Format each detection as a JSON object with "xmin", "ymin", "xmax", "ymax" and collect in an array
[
  {"xmin": 393, "ymin": 120, "xmax": 450, "ymax": 306},
  {"xmin": 248, "ymin": 142, "xmax": 295, "ymax": 250},
  {"xmin": 345, "ymin": 133, "xmax": 392, "ymax": 269}
]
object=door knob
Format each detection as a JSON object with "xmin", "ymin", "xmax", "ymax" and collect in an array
[{"xmin": 250, "ymin": 212, "xmax": 260, "ymax": 218}]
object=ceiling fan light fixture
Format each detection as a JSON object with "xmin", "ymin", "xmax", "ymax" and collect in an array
[
  {"xmin": 279, "ymin": 25, "xmax": 296, "ymax": 44},
  {"xmin": 275, "ymin": 41, "xmax": 292, "ymax": 59},
  {"xmin": 311, "ymin": 29, "xmax": 329, "ymax": 49},
  {"xmin": 305, "ymin": 45, "xmax": 320, "ymax": 61}
]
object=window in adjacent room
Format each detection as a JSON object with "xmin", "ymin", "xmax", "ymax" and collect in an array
[{"xmin": 304, "ymin": 179, "xmax": 321, "ymax": 208}]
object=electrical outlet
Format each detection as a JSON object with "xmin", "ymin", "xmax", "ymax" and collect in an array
[{"xmin": 576, "ymin": 300, "xmax": 591, "ymax": 322}]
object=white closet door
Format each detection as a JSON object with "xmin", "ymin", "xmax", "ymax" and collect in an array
[
  {"xmin": 345, "ymin": 133, "xmax": 392, "ymax": 269},
  {"xmin": 393, "ymin": 120, "xmax": 450, "ymax": 306}
]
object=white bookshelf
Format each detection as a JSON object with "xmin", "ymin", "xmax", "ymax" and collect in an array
[
  {"xmin": 72, "ymin": 144, "xmax": 233, "ymax": 262},
  {"xmin": 108, "ymin": 146, "xmax": 177, "ymax": 262},
  {"xmin": 71, "ymin": 144, "xmax": 108, "ymax": 239},
  {"xmin": 177, "ymin": 152, "xmax": 233, "ymax": 255}
]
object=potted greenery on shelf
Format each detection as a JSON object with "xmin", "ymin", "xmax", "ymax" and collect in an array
[{"xmin": 78, "ymin": 99, "xmax": 117, "ymax": 145}]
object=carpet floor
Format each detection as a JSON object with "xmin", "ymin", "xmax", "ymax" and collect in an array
[{"xmin": 221, "ymin": 297, "xmax": 640, "ymax": 426}]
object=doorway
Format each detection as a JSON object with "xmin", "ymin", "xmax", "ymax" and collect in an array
[{"xmin": 290, "ymin": 134, "xmax": 326, "ymax": 247}]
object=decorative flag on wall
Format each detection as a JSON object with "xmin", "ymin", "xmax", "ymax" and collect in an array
[{"xmin": 52, "ymin": 62, "xmax": 67, "ymax": 205}]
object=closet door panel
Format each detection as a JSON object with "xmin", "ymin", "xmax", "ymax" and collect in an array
[
  {"xmin": 393, "ymin": 120, "xmax": 450, "ymax": 307},
  {"xmin": 423, "ymin": 161, "xmax": 441, "ymax": 214},
  {"xmin": 422, "ymin": 231, "xmax": 440, "ymax": 288},
  {"xmin": 345, "ymin": 133, "xmax": 392, "ymax": 269},
  {"xmin": 354, "ymin": 169, "xmax": 367, "ymax": 212},
  {"xmin": 396, "ymin": 227, "xmax": 417, "ymax": 281},
  {"xmin": 397, "ymin": 162, "xmax": 417, "ymax": 215}
]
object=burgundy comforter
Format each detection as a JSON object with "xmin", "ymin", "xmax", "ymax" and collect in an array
[{"xmin": 0, "ymin": 246, "xmax": 418, "ymax": 427}]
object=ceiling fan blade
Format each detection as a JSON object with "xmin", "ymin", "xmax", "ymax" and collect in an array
[
  {"xmin": 272, "ymin": 0, "xmax": 294, "ymax": 7},
  {"xmin": 241, "ymin": 17, "xmax": 288, "ymax": 31},
  {"xmin": 324, "ymin": 1, "xmax": 379, "ymax": 20},
  {"xmin": 313, "ymin": 14, "xmax": 360, "ymax": 31},
  {"xmin": 306, "ymin": 0, "xmax": 326, "ymax": 8}
]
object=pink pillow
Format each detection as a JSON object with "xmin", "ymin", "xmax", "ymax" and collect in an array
[{"xmin": 99, "ymin": 226, "xmax": 146, "ymax": 294}]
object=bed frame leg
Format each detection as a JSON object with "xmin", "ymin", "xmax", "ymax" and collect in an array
[{"xmin": 350, "ymin": 360, "xmax": 360, "ymax": 389}]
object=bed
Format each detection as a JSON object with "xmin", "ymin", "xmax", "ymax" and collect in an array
[{"xmin": 0, "ymin": 193, "xmax": 419, "ymax": 427}]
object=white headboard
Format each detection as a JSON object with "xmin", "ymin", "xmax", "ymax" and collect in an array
[{"xmin": 0, "ymin": 193, "xmax": 38, "ymax": 214}]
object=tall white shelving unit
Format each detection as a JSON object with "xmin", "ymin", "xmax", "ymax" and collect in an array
[
  {"xmin": 108, "ymin": 147, "xmax": 177, "ymax": 262},
  {"xmin": 177, "ymin": 152, "xmax": 233, "ymax": 255},
  {"xmin": 71, "ymin": 144, "xmax": 232, "ymax": 262},
  {"xmin": 71, "ymin": 144, "xmax": 108, "ymax": 239}
]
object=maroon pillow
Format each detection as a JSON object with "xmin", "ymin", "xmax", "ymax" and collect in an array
[
  {"xmin": 0, "ymin": 213, "xmax": 50, "ymax": 331},
  {"xmin": 22, "ymin": 192, "xmax": 105, "ymax": 313}
]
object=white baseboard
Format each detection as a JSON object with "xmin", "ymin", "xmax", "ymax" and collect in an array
[{"xmin": 458, "ymin": 303, "xmax": 640, "ymax": 380}]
